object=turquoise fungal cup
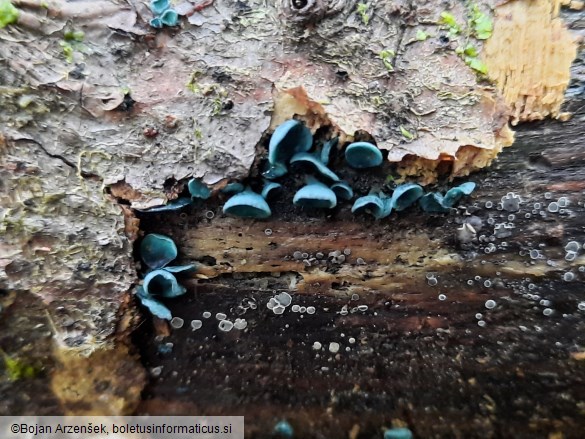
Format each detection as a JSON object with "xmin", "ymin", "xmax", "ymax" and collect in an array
[
  {"xmin": 293, "ymin": 177, "xmax": 337, "ymax": 209},
  {"xmin": 143, "ymin": 269, "xmax": 186, "ymax": 298},
  {"xmin": 141, "ymin": 233, "xmax": 178, "ymax": 269},
  {"xmin": 188, "ymin": 178, "xmax": 211, "ymax": 200},
  {"xmin": 150, "ymin": 0, "xmax": 170, "ymax": 15},
  {"xmin": 223, "ymin": 187, "xmax": 272, "ymax": 218},
  {"xmin": 351, "ymin": 192, "xmax": 392, "ymax": 219},
  {"xmin": 263, "ymin": 119, "xmax": 313, "ymax": 179},
  {"xmin": 390, "ymin": 183, "xmax": 424, "ymax": 211},
  {"xmin": 345, "ymin": 141, "xmax": 383, "ymax": 168},
  {"xmin": 149, "ymin": 0, "xmax": 179, "ymax": 28}
]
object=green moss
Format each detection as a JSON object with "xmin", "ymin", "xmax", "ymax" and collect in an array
[
  {"xmin": 1, "ymin": 350, "xmax": 38, "ymax": 381},
  {"xmin": 186, "ymin": 70, "xmax": 203, "ymax": 93},
  {"xmin": 415, "ymin": 30, "xmax": 429, "ymax": 41},
  {"xmin": 439, "ymin": 12, "xmax": 460, "ymax": 35},
  {"xmin": 465, "ymin": 57, "xmax": 488, "ymax": 74},
  {"xmin": 356, "ymin": 3, "xmax": 369, "ymax": 26},
  {"xmin": 64, "ymin": 30, "xmax": 85, "ymax": 42},
  {"xmin": 399, "ymin": 125, "xmax": 415, "ymax": 140},
  {"xmin": 0, "ymin": 0, "xmax": 19, "ymax": 29},
  {"xmin": 379, "ymin": 49, "xmax": 395, "ymax": 72},
  {"xmin": 470, "ymin": 5, "xmax": 493, "ymax": 40},
  {"xmin": 59, "ymin": 41, "xmax": 74, "ymax": 63}
]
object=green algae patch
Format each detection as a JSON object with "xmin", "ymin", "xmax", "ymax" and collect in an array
[{"xmin": 0, "ymin": 0, "xmax": 19, "ymax": 28}]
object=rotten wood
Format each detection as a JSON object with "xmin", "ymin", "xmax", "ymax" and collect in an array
[{"xmin": 132, "ymin": 97, "xmax": 585, "ymax": 438}]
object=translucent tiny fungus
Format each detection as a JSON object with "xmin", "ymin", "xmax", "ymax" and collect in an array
[
  {"xmin": 565, "ymin": 241, "xmax": 580, "ymax": 253},
  {"xmin": 390, "ymin": 183, "xmax": 423, "ymax": 211},
  {"xmin": 501, "ymin": 192, "xmax": 521, "ymax": 212},
  {"xmin": 485, "ymin": 299, "xmax": 496, "ymax": 309},
  {"xmin": 293, "ymin": 178, "xmax": 337, "ymax": 209},
  {"xmin": 141, "ymin": 233, "xmax": 178, "ymax": 269},
  {"xmin": 188, "ymin": 178, "xmax": 211, "ymax": 199},
  {"xmin": 223, "ymin": 187, "xmax": 272, "ymax": 218},
  {"xmin": 233, "ymin": 318, "xmax": 248, "ymax": 330},
  {"xmin": 328, "ymin": 342, "xmax": 340, "ymax": 353},
  {"xmin": 218, "ymin": 320, "xmax": 234, "ymax": 332},
  {"xmin": 170, "ymin": 317, "xmax": 184, "ymax": 329},
  {"xmin": 264, "ymin": 119, "xmax": 312, "ymax": 179},
  {"xmin": 345, "ymin": 141, "xmax": 383, "ymax": 168}
]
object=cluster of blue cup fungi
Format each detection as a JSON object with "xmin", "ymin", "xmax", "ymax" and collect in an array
[
  {"xmin": 136, "ymin": 233, "xmax": 195, "ymax": 319},
  {"xmin": 220, "ymin": 119, "xmax": 477, "ymax": 219},
  {"xmin": 149, "ymin": 0, "xmax": 179, "ymax": 28}
]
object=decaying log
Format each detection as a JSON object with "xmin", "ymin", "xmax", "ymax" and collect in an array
[
  {"xmin": 0, "ymin": 0, "xmax": 583, "ymax": 437},
  {"xmin": 133, "ymin": 98, "xmax": 585, "ymax": 438}
]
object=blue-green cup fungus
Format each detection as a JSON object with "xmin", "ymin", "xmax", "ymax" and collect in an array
[
  {"xmin": 188, "ymin": 178, "xmax": 211, "ymax": 199},
  {"xmin": 384, "ymin": 427, "xmax": 413, "ymax": 439},
  {"xmin": 442, "ymin": 181, "xmax": 476, "ymax": 207},
  {"xmin": 221, "ymin": 182, "xmax": 245, "ymax": 194},
  {"xmin": 137, "ymin": 197, "xmax": 192, "ymax": 213},
  {"xmin": 149, "ymin": 0, "xmax": 179, "ymax": 28},
  {"xmin": 263, "ymin": 119, "xmax": 312, "ymax": 179},
  {"xmin": 143, "ymin": 269, "xmax": 186, "ymax": 298},
  {"xmin": 293, "ymin": 178, "xmax": 337, "ymax": 209},
  {"xmin": 345, "ymin": 141, "xmax": 383, "ymax": 169},
  {"xmin": 141, "ymin": 233, "xmax": 178, "ymax": 269},
  {"xmin": 419, "ymin": 192, "xmax": 448, "ymax": 213},
  {"xmin": 223, "ymin": 187, "xmax": 271, "ymax": 218},
  {"xmin": 330, "ymin": 181, "xmax": 353, "ymax": 200},
  {"xmin": 273, "ymin": 420, "xmax": 294, "ymax": 438},
  {"xmin": 290, "ymin": 152, "xmax": 340, "ymax": 182},
  {"xmin": 420, "ymin": 182, "xmax": 476, "ymax": 213},
  {"xmin": 149, "ymin": 17, "xmax": 163, "ymax": 28},
  {"xmin": 390, "ymin": 183, "xmax": 423, "ymax": 211},
  {"xmin": 261, "ymin": 181, "xmax": 282, "ymax": 199},
  {"xmin": 150, "ymin": 0, "xmax": 170, "ymax": 15},
  {"xmin": 320, "ymin": 137, "xmax": 338, "ymax": 165},
  {"xmin": 160, "ymin": 8, "xmax": 179, "ymax": 26},
  {"xmin": 136, "ymin": 286, "xmax": 172, "ymax": 320},
  {"xmin": 351, "ymin": 192, "xmax": 392, "ymax": 219}
]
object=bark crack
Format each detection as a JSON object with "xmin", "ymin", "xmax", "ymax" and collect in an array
[{"xmin": 14, "ymin": 137, "xmax": 100, "ymax": 180}]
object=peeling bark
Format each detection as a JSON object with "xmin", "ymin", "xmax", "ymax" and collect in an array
[{"xmin": 0, "ymin": 0, "xmax": 582, "ymax": 433}]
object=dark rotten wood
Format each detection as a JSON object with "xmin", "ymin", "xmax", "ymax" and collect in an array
[{"xmin": 133, "ymin": 95, "xmax": 585, "ymax": 438}]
